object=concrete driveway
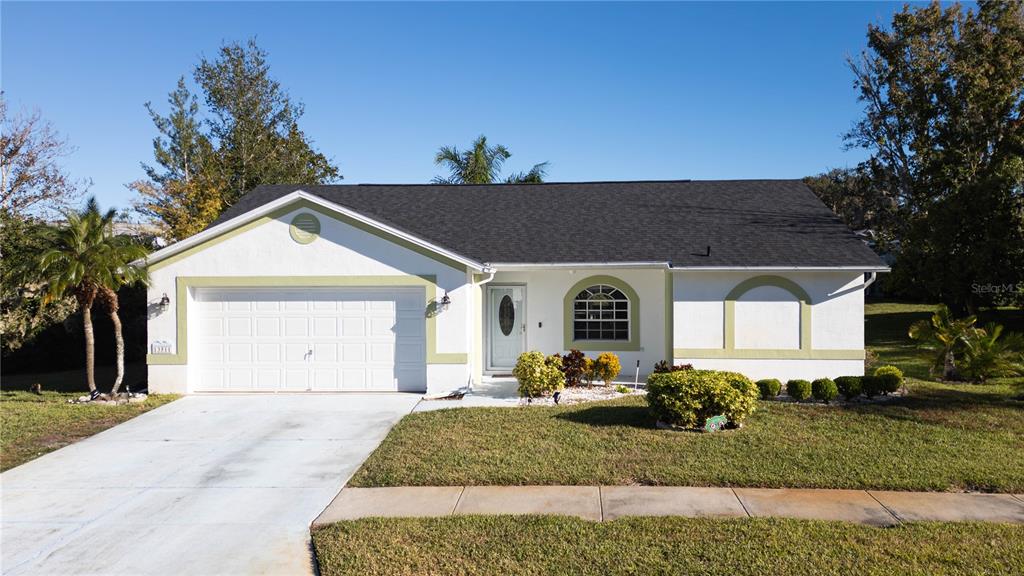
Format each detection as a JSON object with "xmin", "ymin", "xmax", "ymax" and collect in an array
[{"xmin": 1, "ymin": 394, "xmax": 420, "ymax": 575}]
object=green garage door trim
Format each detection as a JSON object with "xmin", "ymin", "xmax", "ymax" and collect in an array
[{"xmin": 146, "ymin": 275, "xmax": 467, "ymax": 366}]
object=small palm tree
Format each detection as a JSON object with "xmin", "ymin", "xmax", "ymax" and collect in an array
[
  {"xmin": 36, "ymin": 198, "xmax": 148, "ymax": 395},
  {"xmin": 961, "ymin": 323, "xmax": 1024, "ymax": 383},
  {"xmin": 433, "ymin": 135, "xmax": 548, "ymax": 184},
  {"xmin": 908, "ymin": 304, "xmax": 981, "ymax": 380}
]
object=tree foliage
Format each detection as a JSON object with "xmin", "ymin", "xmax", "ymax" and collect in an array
[
  {"xmin": 845, "ymin": 1, "xmax": 1024, "ymax": 311},
  {"xmin": 0, "ymin": 93, "xmax": 81, "ymax": 218},
  {"xmin": 433, "ymin": 135, "xmax": 548, "ymax": 184},
  {"xmin": 132, "ymin": 39, "xmax": 340, "ymax": 241},
  {"xmin": 803, "ymin": 166, "xmax": 899, "ymax": 251}
]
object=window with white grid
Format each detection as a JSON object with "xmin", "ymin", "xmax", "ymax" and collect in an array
[{"xmin": 572, "ymin": 284, "xmax": 630, "ymax": 341}]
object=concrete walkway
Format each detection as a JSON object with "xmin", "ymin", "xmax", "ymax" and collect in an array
[{"xmin": 314, "ymin": 486, "xmax": 1024, "ymax": 527}]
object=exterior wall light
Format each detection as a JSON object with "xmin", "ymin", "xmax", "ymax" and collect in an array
[
  {"xmin": 440, "ymin": 291, "xmax": 451, "ymax": 310},
  {"xmin": 159, "ymin": 293, "xmax": 170, "ymax": 310}
]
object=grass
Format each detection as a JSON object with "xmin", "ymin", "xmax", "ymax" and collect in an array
[
  {"xmin": 0, "ymin": 391, "xmax": 178, "ymax": 472},
  {"xmin": 349, "ymin": 302, "xmax": 1024, "ymax": 491},
  {"xmin": 312, "ymin": 515, "xmax": 1024, "ymax": 576}
]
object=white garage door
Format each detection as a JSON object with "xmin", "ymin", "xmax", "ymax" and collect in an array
[{"xmin": 192, "ymin": 287, "xmax": 426, "ymax": 392}]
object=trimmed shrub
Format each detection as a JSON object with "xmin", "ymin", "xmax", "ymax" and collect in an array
[
  {"xmin": 513, "ymin": 351, "xmax": 564, "ymax": 398},
  {"xmin": 653, "ymin": 361, "xmax": 694, "ymax": 374},
  {"xmin": 835, "ymin": 376, "xmax": 863, "ymax": 400},
  {"xmin": 558, "ymin": 349, "xmax": 588, "ymax": 387},
  {"xmin": 646, "ymin": 369, "xmax": 760, "ymax": 428},
  {"xmin": 811, "ymin": 378, "xmax": 838, "ymax": 404},
  {"xmin": 756, "ymin": 378, "xmax": 782, "ymax": 400},
  {"xmin": 720, "ymin": 372, "xmax": 759, "ymax": 423},
  {"xmin": 593, "ymin": 352, "xmax": 622, "ymax": 385},
  {"xmin": 786, "ymin": 379, "xmax": 812, "ymax": 402},
  {"xmin": 861, "ymin": 375, "xmax": 883, "ymax": 398},
  {"xmin": 873, "ymin": 365, "xmax": 904, "ymax": 395}
]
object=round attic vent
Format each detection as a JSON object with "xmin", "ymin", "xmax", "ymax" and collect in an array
[{"xmin": 289, "ymin": 213, "xmax": 321, "ymax": 244}]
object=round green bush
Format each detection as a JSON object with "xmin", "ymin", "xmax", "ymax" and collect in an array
[
  {"xmin": 646, "ymin": 369, "xmax": 759, "ymax": 428},
  {"xmin": 834, "ymin": 376, "xmax": 863, "ymax": 400},
  {"xmin": 513, "ymin": 351, "xmax": 564, "ymax": 398},
  {"xmin": 756, "ymin": 378, "xmax": 782, "ymax": 399},
  {"xmin": 786, "ymin": 379, "xmax": 812, "ymax": 401},
  {"xmin": 811, "ymin": 378, "xmax": 838, "ymax": 404},
  {"xmin": 873, "ymin": 365, "xmax": 904, "ymax": 395},
  {"xmin": 861, "ymin": 375, "xmax": 883, "ymax": 398}
]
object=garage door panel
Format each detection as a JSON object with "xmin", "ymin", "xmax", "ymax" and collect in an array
[
  {"xmin": 227, "ymin": 318, "xmax": 252, "ymax": 337},
  {"xmin": 312, "ymin": 317, "xmax": 338, "ymax": 337},
  {"xmin": 369, "ymin": 343, "xmax": 394, "ymax": 363},
  {"xmin": 227, "ymin": 343, "xmax": 252, "ymax": 363},
  {"xmin": 283, "ymin": 317, "xmax": 308, "ymax": 337},
  {"xmin": 192, "ymin": 287, "xmax": 426, "ymax": 392},
  {"xmin": 369, "ymin": 317, "xmax": 394, "ymax": 337},
  {"xmin": 228, "ymin": 369, "xmax": 253, "ymax": 389},
  {"xmin": 255, "ymin": 343, "xmax": 280, "ymax": 363},
  {"xmin": 283, "ymin": 369, "xmax": 308, "ymax": 390},
  {"xmin": 340, "ymin": 317, "xmax": 365, "ymax": 337},
  {"xmin": 368, "ymin": 370, "xmax": 394, "ymax": 390}
]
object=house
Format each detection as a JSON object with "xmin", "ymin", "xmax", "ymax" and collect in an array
[{"xmin": 142, "ymin": 180, "xmax": 888, "ymax": 396}]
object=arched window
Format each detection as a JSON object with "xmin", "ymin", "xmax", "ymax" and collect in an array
[{"xmin": 573, "ymin": 284, "xmax": 630, "ymax": 341}]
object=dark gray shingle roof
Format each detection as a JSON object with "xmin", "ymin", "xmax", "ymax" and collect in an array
[{"xmin": 211, "ymin": 180, "xmax": 886, "ymax": 268}]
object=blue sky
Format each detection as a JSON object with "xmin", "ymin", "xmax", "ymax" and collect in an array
[{"xmin": 2, "ymin": 1, "xmax": 916, "ymax": 211}]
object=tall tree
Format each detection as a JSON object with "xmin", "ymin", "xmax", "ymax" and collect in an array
[
  {"xmin": 846, "ymin": 1, "xmax": 1024, "ymax": 312},
  {"xmin": 129, "ymin": 78, "xmax": 223, "ymax": 241},
  {"xmin": 195, "ymin": 39, "xmax": 340, "ymax": 205},
  {"xmin": 34, "ymin": 198, "xmax": 148, "ymax": 395},
  {"xmin": 803, "ymin": 166, "xmax": 899, "ymax": 251},
  {"xmin": 1, "ymin": 94, "xmax": 81, "ymax": 354},
  {"xmin": 0, "ymin": 93, "xmax": 80, "ymax": 218},
  {"xmin": 433, "ymin": 135, "xmax": 548, "ymax": 184},
  {"xmin": 133, "ymin": 39, "xmax": 340, "ymax": 240}
]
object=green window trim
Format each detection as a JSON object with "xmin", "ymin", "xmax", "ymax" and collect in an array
[
  {"xmin": 669, "ymin": 274, "xmax": 863, "ymax": 362},
  {"xmin": 563, "ymin": 275, "xmax": 641, "ymax": 352},
  {"xmin": 145, "ymin": 275, "xmax": 467, "ymax": 366},
  {"xmin": 673, "ymin": 348, "xmax": 865, "ymax": 360},
  {"xmin": 147, "ymin": 198, "xmax": 472, "ymax": 273},
  {"xmin": 724, "ymin": 275, "xmax": 811, "ymax": 352}
]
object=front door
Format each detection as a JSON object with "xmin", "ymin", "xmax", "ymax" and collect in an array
[{"xmin": 488, "ymin": 285, "xmax": 525, "ymax": 370}]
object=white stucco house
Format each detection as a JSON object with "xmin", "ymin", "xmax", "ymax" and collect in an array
[{"xmin": 142, "ymin": 180, "xmax": 888, "ymax": 396}]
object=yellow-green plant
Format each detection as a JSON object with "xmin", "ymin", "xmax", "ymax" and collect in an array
[
  {"xmin": 592, "ymin": 352, "xmax": 621, "ymax": 386},
  {"xmin": 513, "ymin": 351, "xmax": 564, "ymax": 398}
]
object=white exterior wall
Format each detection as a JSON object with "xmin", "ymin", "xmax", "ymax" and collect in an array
[
  {"xmin": 486, "ymin": 268, "xmax": 669, "ymax": 378},
  {"xmin": 672, "ymin": 270, "xmax": 866, "ymax": 381},
  {"xmin": 147, "ymin": 205, "xmax": 472, "ymax": 395}
]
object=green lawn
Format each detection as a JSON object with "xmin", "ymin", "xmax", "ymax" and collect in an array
[
  {"xmin": 312, "ymin": 515, "xmax": 1024, "ymax": 576},
  {"xmin": 0, "ymin": 391, "xmax": 178, "ymax": 472},
  {"xmin": 349, "ymin": 302, "xmax": 1024, "ymax": 491}
]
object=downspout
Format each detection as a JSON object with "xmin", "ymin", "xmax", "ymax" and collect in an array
[
  {"xmin": 862, "ymin": 271, "xmax": 878, "ymax": 291},
  {"xmin": 470, "ymin": 267, "xmax": 497, "ymax": 392}
]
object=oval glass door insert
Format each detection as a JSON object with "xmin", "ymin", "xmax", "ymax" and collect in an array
[{"xmin": 498, "ymin": 295, "xmax": 515, "ymax": 336}]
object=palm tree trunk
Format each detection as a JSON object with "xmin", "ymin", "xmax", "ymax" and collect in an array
[
  {"xmin": 79, "ymin": 288, "xmax": 98, "ymax": 394},
  {"xmin": 102, "ymin": 288, "xmax": 127, "ymax": 395}
]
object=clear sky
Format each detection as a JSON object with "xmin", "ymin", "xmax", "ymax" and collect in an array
[{"xmin": 2, "ymin": 1, "xmax": 917, "ymax": 211}]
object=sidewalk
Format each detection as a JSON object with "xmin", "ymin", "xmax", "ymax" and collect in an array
[{"xmin": 313, "ymin": 486, "xmax": 1024, "ymax": 527}]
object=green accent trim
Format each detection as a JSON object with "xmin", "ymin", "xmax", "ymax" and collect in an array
[
  {"xmin": 145, "ymin": 275, "xmax": 467, "ymax": 366},
  {"xmin": 148, "ymin": 198, "xmax": 471, "ymax": 273},
  {"xmin": 674, "ymin": 348, "xmax": 865, "ymax": 360},
  {"xmin": 724, "ymin": 275, "xmax": 812, "ymax": 352},
  {"xmin": 562, "ymin": 275, "xmax": 641, "ymax": 352},
  {"xmin": 664, "ymin": 271, "xmax": 673, "ymax": 363},
  {"xmin": 288, "ymin": 213, "xmax": 320, "ymax": 244}
]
